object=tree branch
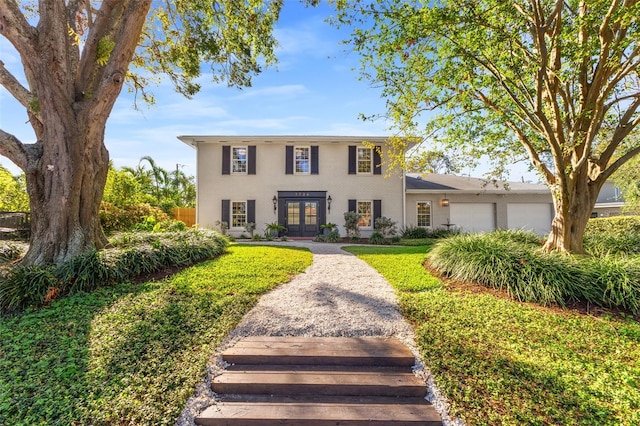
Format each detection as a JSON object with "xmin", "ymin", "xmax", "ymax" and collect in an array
[
  {"xmin": 75, "ymin": 0, "xmax": 117, "ymax": 94},
  {"xmin": 602, "ymin": 143, "xmax": 640, "ymax": 182},
  {"xmin": 0, "ymin": 60, "xmax": 34, "ymax": 110},
  {"xmin": 87, "ymin": 0, "xmax": 152, "ymax": 118},
  {"xmin": 0, "ymin": 129, "xmax": 28, "ymax": 170},
  {"xmin": 599, "ymin": 96, "xmax": 640, "ymax": 165},
  {"xmin": 0, "ymin": 0, "xmax": 37, "ymax": 58}
]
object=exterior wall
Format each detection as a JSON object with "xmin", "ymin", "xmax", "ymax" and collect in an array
[
  {"xmin": 592, "ymin": 180, "xmax": 625, "ymax": 217},
  {"xmin": 195, "ymin": 139, "xmax": 405, "ymax": 237},
  {"xmin": 405, "ymin": 192, "xmax": 553, "ymax": 234}
]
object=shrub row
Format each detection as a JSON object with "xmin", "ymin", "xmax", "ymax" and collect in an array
[
  {"xmin": 401, "ymin": 225, "xmax": 456, "ymax": 239},
  {"xmin": 99, "ymin": 202, "xmax": 171, "ymax": 234},
  {"xmin": 429, "ymin": 230, "xmax": 640, "ymax": 314},
  {"xmin": 584, "ymin": 216, "xmax": 640, "ymax": 256},
  {"xmin": 586, "ymin": 215, "xmax": 640, "ymax": 235},
  {"xmin": 0, "ymin": 229, "xmax": 228, "ymax": 312}
]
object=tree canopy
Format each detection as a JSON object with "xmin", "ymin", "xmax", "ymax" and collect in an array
[
  {"xmin": 0, "ymin": 0, "xmax": 303, "ymax": 265},
  {"xmin": 335, "ymin": 0, "xmax": 640, "ymax": 253}
]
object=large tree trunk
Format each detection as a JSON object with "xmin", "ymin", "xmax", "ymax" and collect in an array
[
  {"xmin": 0, "ymin": 0, "xmax": 153, "ymax": 266},
  {"xmin": 21, "ymin": 104, "xmax": 110, "ymax": 266},
  {"xmin": 542, "ymin": 175, "xmax": 604, "ymax": 254}
]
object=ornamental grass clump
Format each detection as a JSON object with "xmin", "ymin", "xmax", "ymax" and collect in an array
[
  {"xmin": 0, "ymin": 229, "xmax": 228, "ymax": 312},
  {"xmin": 429, "ymin": 230, "xmax": 640, "ymax": 314},
  {"xmin": 580, "ymin": 256, "xmax": 640, "ymax": 313},
  {"xmin": 429, "ymin": 231, "xmax": 574, "ymax": 306}
]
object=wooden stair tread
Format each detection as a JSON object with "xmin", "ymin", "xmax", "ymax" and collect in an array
[
  {"xmin": 223, "ymin": 337, "xmax": 414, "ymax": 366},
  {"xmin": 213, "ymin": 370, "xmax": 426, "ymax": 397},
  {"xmin": 196, "ymin": 401, "xmax": 442, "ymax": 425},
  {"xmin": 216, "ymin": 394, "xmax": 435, "ymax": 404},
  {"xmin": 200, "ymin": 337, "xmax": 443, "ymax": 425}
]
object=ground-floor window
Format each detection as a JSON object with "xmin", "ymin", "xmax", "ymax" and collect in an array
[
  {"xmin": 417, "ymin": 201, "xmax": 431, "ymax": 227},
  {"xmin": 357, "ymin": 201, "xmax": 372, "ymax": 228},
  {"xmin": 232, "ymin": 201, "xmax": 247, "ymax": 227}
]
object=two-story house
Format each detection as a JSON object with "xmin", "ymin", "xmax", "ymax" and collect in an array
[
  {"xmin": 177, "ymin": 135, "xmax": 555, "ymax": 238},
  {"xmin": 177, "ymin": 135, "xmax": 404, "ymax": 238}
]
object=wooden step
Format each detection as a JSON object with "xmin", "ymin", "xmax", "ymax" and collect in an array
[
  {"xmin": 222, "ymin": 336, "xmax": 415, "ymax": 367},
  {"xmin": 196, "ymin": 337, "xmax": 443, "ymax": 425},
  {"xmin": 196, "ymin": 401, "xmax": 442, "ymax": 425},
  {"xmin": 213, "ymin": 370, "xmax": 426, "ymax": 397}
]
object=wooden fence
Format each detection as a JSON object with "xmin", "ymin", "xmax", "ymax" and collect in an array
[
  {"xmin": 0, "ymin": 211, "xmax": 31, "ymax": 240},
  {"xmin": 172, "ymin": 207, "xmax": 196, "ymax": 227}
]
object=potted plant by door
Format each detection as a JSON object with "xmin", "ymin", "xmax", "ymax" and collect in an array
[
  {"xmin": 320, "ymin": 222, "xmax": 338, "ymax": 236},
  {"xmin": 265, "ymin": 222, "xmax": 287, "ymax": 240}
]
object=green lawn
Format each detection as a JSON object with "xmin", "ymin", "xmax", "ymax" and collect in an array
[
  {"xmin": 345, "ymin": 245, "xmax": 640, "ymax": 426},
  {"xmin": 0, "ymin": 244, "xmax": 312, "ymax": 425}
]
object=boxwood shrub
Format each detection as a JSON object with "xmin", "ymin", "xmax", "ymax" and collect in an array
[{"xmin": 0, "ymin": 229, "xmax": 228, "ymax": 312}]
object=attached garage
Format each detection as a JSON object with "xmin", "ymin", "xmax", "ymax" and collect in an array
[
  {"xmin": 450, "ymin": 203, "xmax": 496, "ymax": 233},
  {"xmin": 507, "ymin": 203, "xmax": 553, "ymax": 235}
]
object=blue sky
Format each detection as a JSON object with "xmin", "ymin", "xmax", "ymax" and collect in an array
[
  {"xmin": 0, "ymin": 2, "xmax": 536, "ymax": 181},
  {"xmin": 0, "ymin": 3, "xmax": 391, "ymax": 178}
]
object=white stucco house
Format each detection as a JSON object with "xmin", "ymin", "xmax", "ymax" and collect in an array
[{"xmin": 177, "ymin": 135, "xmax": 555, "ymax": 238}]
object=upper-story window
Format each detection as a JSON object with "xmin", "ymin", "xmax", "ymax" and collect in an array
[
  {"xmin": 295, "ymin": 147, "xmax": 310, "ymax": 174},
  {"xmin": 222, "ymin": 145, "xmax": 255, "ymax": 175},
  {"xmin": 357, "ymin": 147, "xmax": 372, "ymax": 174},
  {"xmin": 232, "ymin": 147, "xmax": 247, "ymax": 174}
]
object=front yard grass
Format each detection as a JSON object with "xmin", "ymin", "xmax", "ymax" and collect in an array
[
  {"xmin": 0, "ymin": 244, "xmax": 312, "ymax": 425},
  {"xmin": 345, "ymin": 245, "xmax": 640, "ymax": 426}
]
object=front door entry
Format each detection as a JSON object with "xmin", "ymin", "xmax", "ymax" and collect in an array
[{"xmin": 285, "ymin": 200, "xmax": 319, "ymax": 237}]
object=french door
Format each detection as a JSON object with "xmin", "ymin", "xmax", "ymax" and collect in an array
[{"xmin": 285, "ymin": 200, "xmax": 320, "ymax": 237}]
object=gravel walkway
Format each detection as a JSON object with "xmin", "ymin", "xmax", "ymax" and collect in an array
[{"xmin": 176, "ymin": 241, "xmax": 463, "ymax": 426}]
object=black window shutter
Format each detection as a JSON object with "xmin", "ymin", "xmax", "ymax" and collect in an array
[
  {"xmin": 248, "ymin": 146, "xmax": 256, "ymax": 175},
  {"xmin": 373, "ymin": 200, "xmax": 382, "ymax": 224},
  {"xmin": 285, "ymin": 146, "xmax": 293, "ymax": 175},
  {"xmin": 348, "ymin": 199, "xmax": 357, "ymax": 213},
  {"xmin": 222, "ymin": 146, "xmax": 230, "ymax": 175},
  {"xmin": 373, "ymin": 146, "xmax": 382, "ymax": 175},
  {"xmin": 311, "ymin": 146, "xmax": 319, "ymax": 175},
  {"xmin": 348, "ymin": 146, "xmax": 356, "ymax": 174},
  {"xmin": 221, "ymin": 199, "xmax": 230, "ymax": 225},
  {"xmin": 247, "ymin": 200, "xmax": 256, "ymax": 223}
]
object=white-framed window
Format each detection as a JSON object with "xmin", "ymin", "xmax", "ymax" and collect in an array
[
  {"xmin": 357, "ymin": 147, "xmax": 372, "ymax": 174},
  {"xmin": 357, "ymin": 201, "xmax": 372, "ymax": 228},
  {"xmin": 417, "ymin": 201, "xmax": 431, "ymax": 227},
  {"xmin": 232, "ymin": 147, "xmax": 247, "ymax": 174},
  {"xmin": 295, "ymin": 146, "xmax": 310, "ymax": 174},
  {"xmin": 231, "ymin": 201, "xmax": 247, "ymax": 228}
]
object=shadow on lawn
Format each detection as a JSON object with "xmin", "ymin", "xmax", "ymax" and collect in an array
[
  {"xmin": 416, "ymin": 329, "xmax": 624, "ymax": 425},
  {"xmin": 0, "ymin": 267, "xmax": 252, "ymax": 424}
]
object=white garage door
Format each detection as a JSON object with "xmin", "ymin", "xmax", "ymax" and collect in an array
[
  {"xmin": 450, "ymin": 203, "xmax": 495, "ymax": 233},
  {"xmin": 507, "ymin": 203, "xmax": 553, "ymax": 235}
]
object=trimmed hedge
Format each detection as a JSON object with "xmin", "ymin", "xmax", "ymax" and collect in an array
[
  {"xmin": 0, "ymin": 229, "xmax": 228, "ymax": 312},
  {"xmin": 401, "ymin": 225, "xmax": 456, "ymax": 239},
  {"xmin": 585, "ymin": 216, "xmax": 640, "ymax": 256},
  {"xmin": 586, "ymin": 215, "xmax": 640, "ymax": 235}
]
